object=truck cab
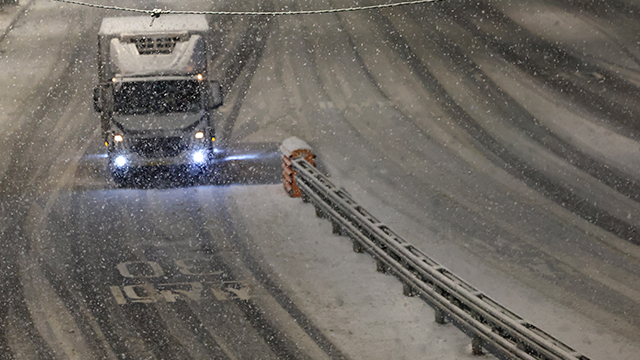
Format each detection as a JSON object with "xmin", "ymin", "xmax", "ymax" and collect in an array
[{"xmin": 93, "ymin": 15, "xmax": 222, "ymax": 184}]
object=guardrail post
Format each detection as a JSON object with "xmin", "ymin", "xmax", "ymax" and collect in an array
[
  {"xmin": 280, "ymin": 137, "xmax": 315, "ymax": 198},
  {"xmin": 376, "ymin": 259, "xmax": 388, "ymax": 274},
  {"xmin": 331, "ymin": 220, "xmax": 341, "ymax": 235},
  {"xmin": 434, "ymin": 308, "xmax": 446, "ymax": 324},
  {"xmin": 472, "ymin": 335, "xmax": 484, "ymax": 355},
  {"xmin": 352, "ymin": 240, "xmax": 364, "ymax": 253},
  {"xmin": 403, "ymin": 283, "xmax": 416, "ymax": 297}
]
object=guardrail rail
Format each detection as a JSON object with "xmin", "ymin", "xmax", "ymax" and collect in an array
[{"xmin": 281, "ymin": 137, "xmax": 591, "ymax": 360}]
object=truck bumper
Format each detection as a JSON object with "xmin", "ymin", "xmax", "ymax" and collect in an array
[{"xmin": 109, "ymin": 148, "xmax": 214, "ymax": 172}]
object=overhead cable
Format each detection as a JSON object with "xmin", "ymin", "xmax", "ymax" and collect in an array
[{"xmin": 52, "ymin": 0, "xmax": 441, "ymax": 16}]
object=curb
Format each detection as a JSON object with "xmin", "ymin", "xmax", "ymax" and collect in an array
[{"xmin": 0, "ymin": 0, "xmax": 34, "ymax": 44}]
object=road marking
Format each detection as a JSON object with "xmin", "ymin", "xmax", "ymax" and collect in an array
[
  {"xmin": 211, "ymin": 281, "xmax": 252, "ymax": 301},
  {"xmin": 110, "ymin": 286, "xmax": 127, "ymax": 305},
  {"xmin": 122, "ymin": 284, "xmax": 162, "ymax": 303},
  {"xmin": 117, "ymin": 261, "xmax": 165, "ymax": 278},
  {"xmin": 111, "ymin": 260, "xmax": 254, "ymax": 304},
  {"xmin": 319, "ymin": 101, "xmax": 335, "ymax": 109},
  {"xmin": 110, "ymin": 281, "xmax": 253, "ymax": 304},
  {"xmin": 175, "ymin": 259, "xmax": 224, "ymax": 276}
]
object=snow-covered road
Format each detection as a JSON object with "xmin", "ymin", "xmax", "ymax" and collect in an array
[{"xmin": 0, "ymin": 0, "xmax": 639, "ymax": 359}]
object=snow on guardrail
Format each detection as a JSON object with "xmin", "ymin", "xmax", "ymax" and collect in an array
[{"xmin": 280, "ymin": 136, "xmax": 591, "ymax": 360}]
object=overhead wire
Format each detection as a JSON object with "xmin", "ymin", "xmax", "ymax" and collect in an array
[{"xmin": 52, "ymin": 0, "xmax": 442, "ymax": 17}]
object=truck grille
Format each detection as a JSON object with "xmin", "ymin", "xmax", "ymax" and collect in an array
[
  {"xmin": 126, "ymin": 34, "xmax": 188, "ymax": 55},
  {"xmin": 131, "ymin": 137, "xmax": 187, "ymax": 158}
]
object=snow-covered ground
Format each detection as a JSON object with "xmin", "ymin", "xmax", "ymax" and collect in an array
[
  {"xmin": 220, "ymin": 184, "xmax": 497, "ymax": 360},
  {"xmin": 221, "ymin": 178, "xmax": 639, "ymax": 360},
  {"xmin": 2, "ymin": 0, "xmax": 640, "ymax": 359},
  {"xmin": 216, "ymin": 2, "xmax": 640, "ymax": 358}
]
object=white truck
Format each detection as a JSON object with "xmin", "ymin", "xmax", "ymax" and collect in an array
[{"xmin": 93, "ymin": 15, "xmax": 223, "ymax": 184}]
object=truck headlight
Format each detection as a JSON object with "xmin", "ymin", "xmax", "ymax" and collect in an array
[
  {"xmin": 114, "ymin": 155, "xmax": 127, "ymax": 167},
  {"xmin": 192, "ymin": 150, "xmax": 206, "ymax": 164},
  {"xmin": 194, "ymin": 131, "xmax": 204, "ymax": 139},
  {"xmin": 114, "ymin": 134, "xmax": 123, "ymax": 142}
]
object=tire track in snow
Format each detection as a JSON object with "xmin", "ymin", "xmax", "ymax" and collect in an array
[
  {"xmin": 188, "ymin": 189, "xmax": 350, "ymax": 360},
  {"xmin": 325, "ymin": 4, "xmax": 640, "ymax": 338},
  {"xmin": 369, "ymin": 8, "xmax": 640, "ymax": 245},
  {"xmin": 445, "ymin": 0, "xmax": 640, "ymax": 140},
  {"xmin": 133, "ymin": 192, "xmax": 316, "ymax": 360},
  {"xmin": 438, "ymin": 2, "xmax": 640, "ymax": 202},
  {"xmin": 218, "ymin": 16, "xmax": 273, "ymax": 147},
  {"xmin": 0, "ymin": 3, "xmax": 102, "ymax": 357}
]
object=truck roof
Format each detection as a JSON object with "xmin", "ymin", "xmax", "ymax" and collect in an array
[{"xmin": 99, "ymin": 15, "xmax": 209, "ymax": 36}]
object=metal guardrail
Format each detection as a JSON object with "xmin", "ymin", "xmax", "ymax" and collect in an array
[{"xmin": 291, "ymin": 157, "xmax": 591, "ymax": 360}]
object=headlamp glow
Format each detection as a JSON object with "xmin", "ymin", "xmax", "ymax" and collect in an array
[
  {"xmin": 192, "ymin": 150, "xmax": 206, "ymax": 164},
  {"xmin": 114, "ymin": 156, "xmax": 127, "ymax": 167}
]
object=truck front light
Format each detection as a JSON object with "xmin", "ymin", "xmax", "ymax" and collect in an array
[
  {"xmin": 114, "ymin": 134, "xmax": 123, "ymax": 142},
  {"xmin": 114, "ymin": 156, "xmax": 127, "ymax": 168},
  {"xmin": 192, "ymin": 150, "xmax": 206, "ymax": 164},
  {"xmin": 194, "ymin": 131, "xmax": 204, "ymax": 139}
]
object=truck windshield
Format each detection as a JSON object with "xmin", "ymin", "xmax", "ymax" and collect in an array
[{"xmin": 113, "ymin": 80, "xmax": 202, "ymax": 115}]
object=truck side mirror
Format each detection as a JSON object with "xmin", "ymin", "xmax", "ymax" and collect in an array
[
  {"xmin": 93, "ymin": 86, "xmax": 103, "ymax": 112},
  {"xmin": 206, "ymin": 81, "xmax": 223, "ymax": 110}
]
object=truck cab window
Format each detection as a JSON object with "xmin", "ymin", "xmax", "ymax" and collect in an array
[{"xmin": 113, "ymin": 80, "xmax": 202, "ymax": 115}]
